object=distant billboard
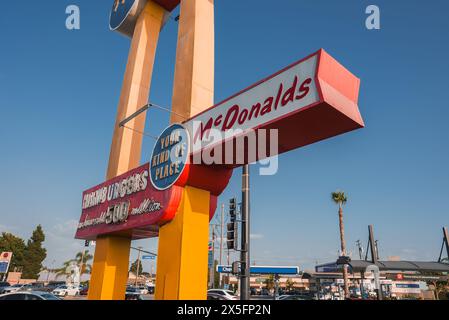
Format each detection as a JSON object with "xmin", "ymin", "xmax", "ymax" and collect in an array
[{"xmin": 0, "ymin": 252, "xmax": 12, "ymax": 274}]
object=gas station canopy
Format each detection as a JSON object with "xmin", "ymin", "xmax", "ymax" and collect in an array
[{"xmin": 348, "ymin": 260, "xmax": 449, "ymax": 273}]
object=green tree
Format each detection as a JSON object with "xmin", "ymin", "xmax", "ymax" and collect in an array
[
  {"xmin": 286, "ymin": 278, "xmax": 295, "ymax": 292},
  {"xmin": 331, "ymin": 191, "xmax": 349, "ymax": 299},
  {"xmin": 264, "ymin": 274, "xmax": 275, "ymax": 291},
  {"xmin": 22, "ymin": 225, "xmax": 47, "ymax": 279},
  {"xmin": 130, "ymin": 258, "xmax": 143, "ymax": 275},
  {"xmin": 0, "ymin": 232, "xmax": 26, "ymax": 272}
]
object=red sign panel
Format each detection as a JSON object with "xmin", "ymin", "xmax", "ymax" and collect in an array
[
  {"xmin": 75, "ymin": 163, "xmax": 182, "ymax": 240},
  {"xmin": 184, "ymin": 49, "xmax": 364, "ymax": 165}
]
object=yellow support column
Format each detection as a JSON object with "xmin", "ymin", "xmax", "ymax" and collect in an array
[
  {"xmin": 155, "ymin": 187, "xmax": 211, "ymax": 299},
  {"xmin": 107, "ymin": 1, "xmax": 165, "ymax": 178},
  {"xmin": 89, "ymin": 1, "xmax": 165, "ymax": 300},
  {"xmin": 156, "ymin": 0, "xmax": 215, "ymax": 300},
  {"xmin": 170, "ymin": 0, "xmax": 215, "ymax": 123},
  {"xmin": 87, "ymin": 236, "xmax": 131, "ymax": 300}
]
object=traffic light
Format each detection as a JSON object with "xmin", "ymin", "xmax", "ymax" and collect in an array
[
  {"xmin": 229, "ymin": 198, "xmax": 237, "ymax": 222},
  {"xmin": 227, "ymin": 222, "xmax": 238, "ymax": 250}
]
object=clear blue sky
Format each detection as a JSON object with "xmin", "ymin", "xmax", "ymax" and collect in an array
[{"xmin": 1, "ymin": 0, "xmax": 448, "ymax": 271}]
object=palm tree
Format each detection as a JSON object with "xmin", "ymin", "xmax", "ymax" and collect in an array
[
  {"xmin": 54, "ymin": 251, "xmax": 93, "ymax": 279},
  {"xmin": 55, "ymin": 260, "xmax": 75, "ymax": 278},
  {"xmin": 75, "ymin": 250, "xmax": 93, "ymax": 275},
  {"xmin": 331, "ymin": 191, "xmax": 350, "ymax": 299}
]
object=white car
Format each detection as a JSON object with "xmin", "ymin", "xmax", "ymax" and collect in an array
[
  {"xmin": 2, "ymin": 283, "xmax": 30, "ymax": 294},
  {"xmin": 0, "ymin": 291, "xmax": 61, "ymax": 300},
  {"xmin": 137, "ymin": 286, "xmax": 148, "ymax": 294},
  {"xmin": 207, "ymin": 289, "xmax": 238, "ymax": 300},
  {"xmin": 52, "ymin": 285, "xmax": 80, "ymax": 297}
]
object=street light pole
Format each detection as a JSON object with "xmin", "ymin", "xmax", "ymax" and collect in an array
[
  {"xmin": 46, "ymin": 259, "xmax": 56, "ymax": 284},
  {"xmin": 220, "ymin": 204, "xmax": 224, "ymax": 266},
  {"xmin": 79, "ymin": 250, "xmax": 85, "ymax": 281},
  {"xmin": 220, "ymin": 203, "xmax": 224, "ymax": 288},
  {"xmin": 135, "ymin": 247, "xmax": 142, "ymax": 287},
  {"xmin": 240, "ymin": 164, "xmax": 250, "ymax": 300},
  {"xmin": 211, "ymin": 228, "xmax": 216, "ymax": 288}
]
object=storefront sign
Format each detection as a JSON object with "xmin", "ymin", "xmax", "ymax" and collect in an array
[
  {"xmin": 184, "ymin": 49, "xmax": 364, "ymax": 166},
  {"xmin": 75, "ymin": 163, "xmax": 183, "ymax": 240},
  {"xmin": 0, "ymin": 252, "xmax": 12, "ymax": 274}
]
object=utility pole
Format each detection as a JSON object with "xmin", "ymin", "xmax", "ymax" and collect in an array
[
  {"xmin": 210, "ymin": 228, "xmax": 216, "ymax": 288},
  {"xmin": 439, "ymin": 227, "xmax": 449, "ymax": 262},
  {"xmin": 375, "ymin": 240, "xmax": 380, "ymax": 260},
  {"xmin": 46, "ymin": 259, "xmax": 56, "ymax": 284},
  {"xmin": 368, "ymin": 225, "xmax": 378, "ymax": 264},
  {"xmin": 240, "ymin": 164, "xmax": 250, "ymax": 300},
  {"xmin": 135, "ymin": 247, "xmax": 142, "ymax": 287},
  {"xmin": 220, "ymin": 204, "xmax": 224, "ymax": 288},
  {"xmin": 444, "ymin": 227, "xmax": 449, "ymax": 258},
  {"xmin": 356, "ymin": 240, "xmax": 363, "ymax": 260},
  {"xmin": 220, "ymin": 204, "xmax": 224, "ymax": 265},
  {"xmin": 150, "ymin": 263, "xmax": 154, "ymax": 281}
]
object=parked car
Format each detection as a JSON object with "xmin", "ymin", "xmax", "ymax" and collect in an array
[
  {"xmin": 147, "ymin": 285, "xmax": 155, "ymax": 294},
  {"xmin": 0, "ymin": 291, "xmax": 61, "ymax": 300},
  {"xmin": 2, "ymin": 283, "xmax": 29, "ymax": 294},
  {"xmin": 80, "ymin": 285, "xmax": 89, "ymax": 296},
  {"xmin": 22, "ymin": 282, "xmax": 46, "ymax": 292},
  {"xmin": 207, "ymin": 292, "xmax": 235, "ymax": 300},
  {"xmin": 52, "ymin": 285, "xmax": 80, "ymax": 297},
  {"xmin": 137, "ymin": 286, "xmax": 148, "ymax": 294},
  {"xmin": 207, "ymin": 289, "xmax": 238, "ymax": 300},
  {"xmin": 0, "ymin": 282, "xmax": 10, "ymax": 294},
  {"xmin": 125, "ymin": 286, "xmax": 142, "ymax": 300},
  {"xmin": 41, "ymin": 282, "xmax": 66, "ymax": 293},
  {"xmin": 277, "ymin": 294, "xmax": 315, "ymax": 300}
]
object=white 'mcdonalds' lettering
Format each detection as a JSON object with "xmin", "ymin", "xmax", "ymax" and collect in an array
[
  {"xmin": 365, "ymin": 5, "xmax": 381, "ymax": 30},
  {"xmin": 185, "ymin": 54, "xmax": 318, "ymax": 153},
  {"xmin": 66, "ymin": 5, "xmax": 81, "ymax": 30}
]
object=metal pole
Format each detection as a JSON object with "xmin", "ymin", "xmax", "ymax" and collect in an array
[
  {"xmin": 360, "ymin": 271, "xmax": 365, "ymax": 299},
  {"xmin": 368, "ymin": 225, "xmax": 377, "ymax": 264},
  {"xmin": 273, "ymin": 274, "xmax": 279, "ymax": 300},
  {"xmin": 220, "ymin": 204, "xmax": 224, "ymax": 288},
  {"xmin": 135, "ymin": 247, "xmax": 142, "ymax": 287},
  {"xmin": 356, "ymin": 240, "xmax": 363, "ymax": 260},
  {"xmin": 212, "ymin": 228, "xmax": 216, "ymax": 288},
  {"xmin": 375, "ymin": 240, "xmax": 380, "ymax": 260},
  {"xmin": 220, "ymin": 204, "xmax": 224, "ymax": 266},
  {"xmin": 240, "ymin": 164, "xmax": 250, "ymax": 300},
  {"xmin": 79, "ymin": 250, "xmax": 85, "ymax": 282},
  {"xmin": 443, "ymin": 227, "xmax": 449, "ymax": 260}
]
